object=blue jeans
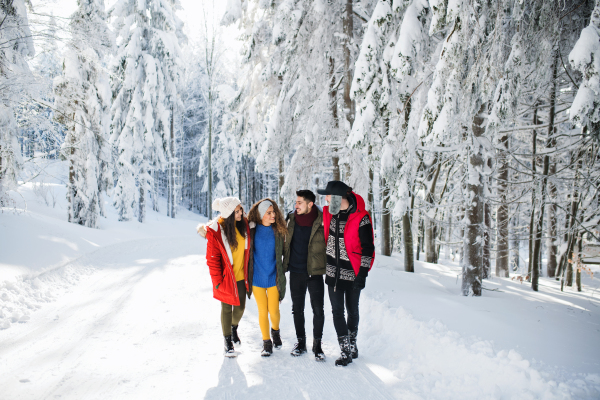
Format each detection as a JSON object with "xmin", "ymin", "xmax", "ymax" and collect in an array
[{"xmin": 328, "ymin": 285, "xmax": 361, "ymax": 337}]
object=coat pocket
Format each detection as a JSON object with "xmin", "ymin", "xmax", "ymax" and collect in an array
[{"xmin": 217, "ymin": 269, "xmax": 234, "ymax": 295}]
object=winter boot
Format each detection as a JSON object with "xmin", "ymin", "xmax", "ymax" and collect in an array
[
  {"xmin": 261, "ymin": 339, "xmax": 273, "ymax": 357},
  {"xmin": 334, "ymin": 335, "xmax": 353, "ymax": 366},
  {"xmin": 349, "ymin": 330, "xmax": 358, "ymax": 359},
  {"xmin": 271, "ymin": 328, "xmax": 282, "ymax": 349},
  {"xmin": 232, "ymin": 325, "xmax": 241, "ymax": 345},
  {"xmin": 224, "ymin": 335, "xmax": 236, "ymax": 357},
  {"xmin": 312, "ymin": 338, "xmax": 325, "ymax": 361},
  {"xmin": 291, "ymin": 337, "xmax": 307, "ymax": 356}
]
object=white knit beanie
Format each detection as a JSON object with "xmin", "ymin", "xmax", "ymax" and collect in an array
[{"xmin": 212, "ymin": 197, "xmax": 241, "ymax": 219}]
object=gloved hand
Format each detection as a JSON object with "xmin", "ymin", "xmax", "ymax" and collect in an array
[
  {"xmin": 353, "ymin": 275, "xmax": 366, "ymax": 290},
  {"xmin": 353, "ymin": 267, "xmax": 369, "ymax": 290}
]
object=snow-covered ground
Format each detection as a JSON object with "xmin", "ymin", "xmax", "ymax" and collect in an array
[{"xmin": 1, "ymin": 160, "xmax": 600, "ymax": 399}]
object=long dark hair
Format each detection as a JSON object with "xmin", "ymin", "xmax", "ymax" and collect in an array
[
  {"xmin": 248, "ymin": 198, "xmax": 288, "ymax": 238},
  {"xmin": 221, "ymin": 209, "xmax": 247, "ymax": 250}
]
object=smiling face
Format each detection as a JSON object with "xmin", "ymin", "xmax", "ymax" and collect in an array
[
  {"xmin": 295, "ymin": 196, "xmax": 313, "ymax": 215},
  {"xmin": 233, "ymin": 204, "xmax": 243, "ymax": 221},
  {"xmin": 261, "ymin": 205, "xmax": 276, "ymax": 226}
]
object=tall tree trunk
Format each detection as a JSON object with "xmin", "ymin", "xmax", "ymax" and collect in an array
[
  {"xmin": 138, "ymin": 166, "xmax": 145, "ymax": 223},
  {"xmin": 547, "ymin": 162, "xmax": 558, "ymax": 277},
  {"xmin": 68, "ymin": 129, "xmax": 76, "ymax": 223},
  {"xmin": 531, "ymin": 154, "xmax": 548, "ymax": 291},
  {"xmin": 560, "ymin": 153, "xmax": 583, "ymax": 290},
  {"xmin": 532, "ymin": 54, "xmax": 558, "ymax": 290},
  {"xmin": 207, "ymin": 86, "xmax": 213, "ymax": 218},
  {"xmin": 446, "ymin": 210, "xmax": 452, "ymax": 260},
  {"xmin": 381, "ymin": 118, "xmax": 392, "ymax": 256},
  {"xmin": 511, "ymin": 207, "xmax": 520, "ymax": 272},
  {"xmin": 403, "ymin": 212, "xmax": 414, "ymax": 272},
  {"xmin": 556, "ymin": 200, "xmax": 570, "ymax": 280},
  {"xmin": 425, "ymin": 159, "xmax": 441, "ymax": 263},
  {"xmin": 381, "ymin": 177, "xmax": 391, "ymax": 256},
  {"xmin": 576, "ymin": 234, "xmax": 582, "ymax": 292},
  {"xmin": 462, "ymin": 104, "xmax": 486, "ymax": 296},
  {"xmin": 343, "ymin": 0, "xmax": 354, "ymax": 130},
  {"xmin": 338, "ymin": 0, "xmax": 354, "ymax": 182},
  {"xmin": 170, "ymin": 104, "xmax": 175, "ymax": 219},
  {"xmin": 416, "ymin": 215, "xmax": 423, "ymax": 261},
  {"xmin": 278, "ymin": 157, "xmax": 284, "ymax": 210},
  {"xmin": 528, "ymin": 105, "xmax": 540, "ymax": 279},
  {"xmin": 329, "ymin": 56, "xmax": 340, "ymax": 181},
  {"xmin": 496, "ymin": 132, "xmax": 509, "ymax": 277},
  {"xmin": 482, "ymin": 157, "xmax": 492, "ymax": 279}
]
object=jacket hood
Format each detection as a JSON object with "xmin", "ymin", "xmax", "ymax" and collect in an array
[
  {"xmin": 352, "ymin": 191, "xmax": 366, "ymax": 213},
  {"xmin": 206, "ymin": 218, "xmax": 221, "ymax": 232}
]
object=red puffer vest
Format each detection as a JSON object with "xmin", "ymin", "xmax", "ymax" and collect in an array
[
  {"xmin": 205, "ymin": 218, "xmax": 251, "ymax": 306},
  {"xmin": 323, "ymin": 191, "xmax": 375, "ymax": 275}
]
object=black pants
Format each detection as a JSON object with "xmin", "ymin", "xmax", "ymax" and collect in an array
[
  {"xmin": 328, "ymin": 285, "xmax": 361, "ymax": 337},
  {"xmin": 290, "ymin": 272, "xmax": 325, "ymax": 340}
]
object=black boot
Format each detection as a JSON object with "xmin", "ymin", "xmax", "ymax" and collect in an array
[
  {"xmin": 349, "ymin": 330, "xmax": 358, "ymax": 359},
  {"xmin": 334, "ymin": 335, "xmax": 352, "ymax": 366},
  {"xmin": 312, "ymin": 338, "xmax": 325, "ymax": 361},
  {"xmin": 224, "ymin": 335, "xmax": 235, "ymax": 357},
  {"xmin": 271, "ymin": 328, "xmax": 282, "ymax": 349},
  {"xmin": 232, "ymin": 325, "xmax": 241, "ymax": 345},
  {"xmin": 291, "ymin": 336, "xmax": 307, "ymax": 356},
  {"xmin": 261, "ymin": 339, "xmax": 273, "ymax": 357}
]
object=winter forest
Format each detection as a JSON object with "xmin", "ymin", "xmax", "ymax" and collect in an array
[{"xmin": 2, "ymin": 0, "xmax": 600, "ymax": 398}]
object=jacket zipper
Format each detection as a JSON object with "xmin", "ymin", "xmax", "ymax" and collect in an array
[
  {"xmin": 217, "ymin": 229, "xmax": 238, "ymax": 300},
  {"xmin": 334, "ymin": 213, "xmax": 340, "ymax": 292}
]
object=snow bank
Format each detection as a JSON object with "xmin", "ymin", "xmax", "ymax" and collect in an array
[
  {"xmin": 0, "ymin": 258, "xmax": 94, "ymax": 329},
  {"xmin": 0, "ymin": 159, "xmax": 203, "ymax": 331},
  {"xmin": 361, "ymin": 296, "xmax": 600, "ymax": 399}
]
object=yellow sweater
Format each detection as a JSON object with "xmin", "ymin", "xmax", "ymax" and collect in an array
[{"xmin": 220, "ymin": 218, "xmax": 246, "ymax": 281}]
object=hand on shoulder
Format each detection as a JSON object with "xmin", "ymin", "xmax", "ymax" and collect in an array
[{"xmin": 196, "ymin": 223, "xmax": 208, "ymax": 238}]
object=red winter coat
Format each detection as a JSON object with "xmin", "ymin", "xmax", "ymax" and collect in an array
[
  {"xmin": 323, "ymin": 191, "xmax": 375, "ymax": 275},
  {"xmin": 205, "ymin": 218, "xmax": 251, "ymax": 306}
]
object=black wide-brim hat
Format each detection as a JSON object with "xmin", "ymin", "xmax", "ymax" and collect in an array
[{"xmin": 317, "ymin": 181, "xmax": 351, "ymax": 196}]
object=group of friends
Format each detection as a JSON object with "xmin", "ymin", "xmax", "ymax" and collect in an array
[{"xmin": 197, "ymin": 180, "xmax": 375, "ymax": 367}]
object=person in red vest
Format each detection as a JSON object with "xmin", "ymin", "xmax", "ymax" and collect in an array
[
  {"xmin": 197, "ymin": 197, "xmax": 251, "ymax": 357},
  {"xmin": 317, "ymin": 181, "xmax": 375, "ymax": 366}
]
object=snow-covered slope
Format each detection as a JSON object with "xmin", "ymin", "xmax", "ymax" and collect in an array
[{"xmin": 1, "ymin": 161, "xmax": 599, "ymax": 399}]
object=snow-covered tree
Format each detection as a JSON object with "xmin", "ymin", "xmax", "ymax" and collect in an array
[
  {"xmin": 54, "ymin": 0, "xmax": 113, "ymax": 227},
  {"xmin": 109, "ymin": 0, "xmax": 186, "ymax": 222},
  {"xmin": 569, "ymin": 0, "xmax": 600, "ymax": 142},
  {"xmin": 0, "ymin": 0, "xmax": 35, "ymax": 203}
]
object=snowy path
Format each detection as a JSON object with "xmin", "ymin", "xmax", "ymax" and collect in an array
[
  {"xmin": 0, "ymin": 236, "xmax": 396, "ymax": 399},
  {"xmin": 2, "ymin": 233, "xmax": 600, "ymax": 399}
]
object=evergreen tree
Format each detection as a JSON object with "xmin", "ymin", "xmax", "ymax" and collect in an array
[
  {"xmin": 54, "ymin": 0, "xmax": 113, "ymax": 227},
  {"xmin": 569, "ymin": 0, "xmax": 600, "ymax": 142},
  {"xmin": 0, "ymin": 0, "xmax": 34, "ymax": 202},
  {"xmin": 110, "ymin": 0, "xmax": 185, "ymax": 222}
]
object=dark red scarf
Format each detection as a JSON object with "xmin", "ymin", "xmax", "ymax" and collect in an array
[{"xmin": 295, "ymin": 206, "xmax": 318, "ymax": 227}]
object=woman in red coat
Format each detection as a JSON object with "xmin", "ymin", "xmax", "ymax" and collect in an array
[{"xmin": 198, "ymin": 197, "xmax": 251, "ymax": 357}]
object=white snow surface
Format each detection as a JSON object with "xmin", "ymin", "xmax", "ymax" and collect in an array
[{"xmin": 1, "ymin": 161, "xmax": 600, "ymax": 399}]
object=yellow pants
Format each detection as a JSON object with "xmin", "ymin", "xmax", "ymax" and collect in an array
[{"xmin": 253, "ymin": 286, "xmax": 280, "ymax": 340}]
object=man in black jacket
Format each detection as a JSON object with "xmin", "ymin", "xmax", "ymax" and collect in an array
[{"xmin": 283, "ymin": 190, "xmax": 327, "ymax": 361}]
